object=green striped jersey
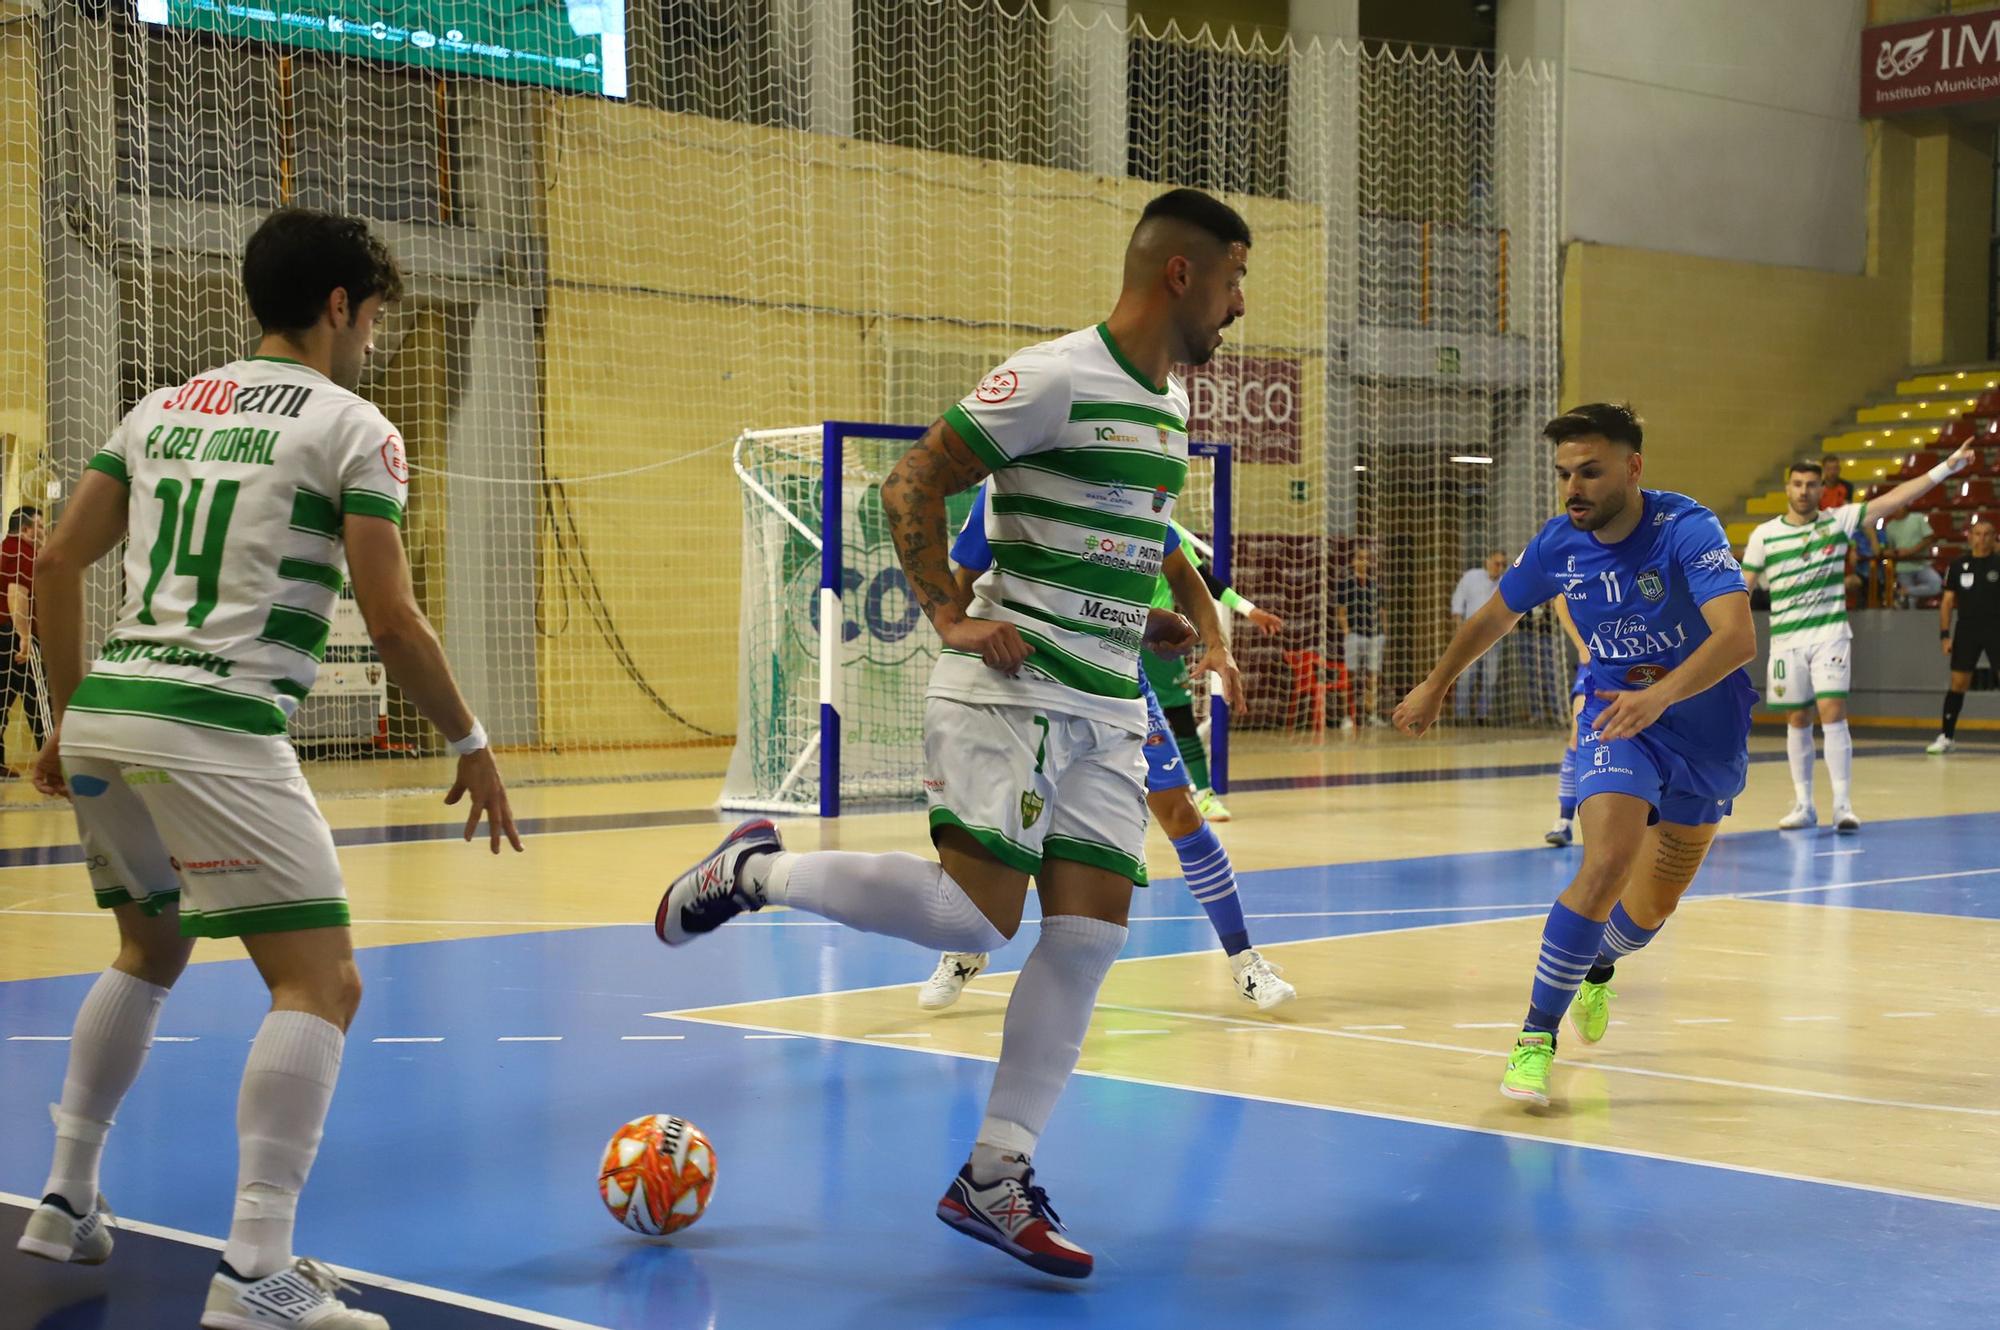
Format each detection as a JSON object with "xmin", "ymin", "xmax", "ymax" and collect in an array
[
  {"xmin": 936, "ymin": 324, "xmax": 1190, "ymax": 732},
  {"xmin": 1741, "ymin": 502, "xmax": 1867, "ymax": 649},
  {"xmin": 62, "ymin": 357, "xmax": 408, "ymax": 778}
]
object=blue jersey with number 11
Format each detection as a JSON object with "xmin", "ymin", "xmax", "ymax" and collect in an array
[{"xmin": 1499, "ymin": 488, "xmax": 1755, "ymax": 760}]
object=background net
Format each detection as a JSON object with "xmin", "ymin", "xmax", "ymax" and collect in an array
[{"xmin": 2, "ymin": 1, "xmax": 1559, "ymax": 798}]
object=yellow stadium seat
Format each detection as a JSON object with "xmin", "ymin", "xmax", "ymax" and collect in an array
[
  {"xmin": 1896, "ymin": 371, "xmax": 2000, "ymax": 396},
  {"xmin": 1745, "ymin": 492, "xmax": 1789, "ymax": 515},
  {"xmin": 1855, "ymin": 398, "xmax": 1978, "ymax": 424}
]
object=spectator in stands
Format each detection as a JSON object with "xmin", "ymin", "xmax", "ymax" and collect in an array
[
  {"xmin": 1880, "ymin": 506, "xmax": 1942, "ymax": 604},
  {"xmin": 1451, "ymin": 550, "xmax": 1508, "ymax": 721},
  {"xmin": 0, "ymin": 505, "xmax": 47, "ymax": 765},
  {"xmin": 1335, "ymin": 544, "xmax": 1385, "ymax": 729},
  {"xmin": 1819, "ymin": 454, "xmax": 1851, "ymax": 509}
]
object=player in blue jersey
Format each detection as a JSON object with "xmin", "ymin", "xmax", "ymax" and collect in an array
[
  {"xmin": 917, "ymin": 485, "xmax": 1295, "ymax": 1011},
  {"xmin": 1393, "ymin": 403, "xmax": 1758, "ymax": 1106}
]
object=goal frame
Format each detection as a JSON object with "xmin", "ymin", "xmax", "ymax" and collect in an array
[{"xmin": 727, "ymin": 421, "xmax": 1233, "ymax": 817}]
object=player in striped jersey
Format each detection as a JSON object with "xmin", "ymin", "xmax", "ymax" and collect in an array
[
  {"xmin": 16, "ymin": 209, "xmax": 520, "ymax": 1329},
  {"xmin": 915, "ymin": 492, "xmax": 1294, "ymax": 1013},
  {"xmin": 656, "ymin": 189, "xmax": 1250, "ymax": 1278},
  {"xmin": 1741, "ymin": 444, "xmax": 1970, "ymax": 832}
]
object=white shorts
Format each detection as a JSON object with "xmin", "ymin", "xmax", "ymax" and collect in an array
[
  {"xmin": 1344, "ymin": 633, "xmax": 1386, "ymax": 674},
  {"xmin": 64, "ymin": 757, "xmax": 348, "ymax": 937},
  {"xmin": 922, "ymin": 696, "xmax": 1150, "ymax": 885},
  {"xmin": 1765, "ymin": 638, "xmax": 1850, "ymax": 710}
]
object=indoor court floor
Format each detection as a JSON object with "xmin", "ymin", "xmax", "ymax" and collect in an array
[{"xmin": 3, "ymin": 727, "xmax": 1998, "ymax": 1329}]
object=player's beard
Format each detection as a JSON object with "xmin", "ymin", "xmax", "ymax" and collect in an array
[{"xmin": 1567, "ymin": 490, "xmax": 1625, "ymax": 532}]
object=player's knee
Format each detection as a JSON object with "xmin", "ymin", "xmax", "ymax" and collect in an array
[
  {"xmin": 115, "ymin": 941, "xmax": 188, "ymax": 990},
  {"xmin": 1818, "ymin": 698, "xmax": 1848, "ymax": 723},
  {"xmin": 1149, "ymin": 788, "xmax": 1202, "ymax": 839}
]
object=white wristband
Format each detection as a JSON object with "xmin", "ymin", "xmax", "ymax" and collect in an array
[
  {"xmin": 447, "ymin": 719, "xmax": 488, "ymax": 756},
  {"xmin": 1929, "ymin": 460, "xmax": 1958, "ymax": 484}
]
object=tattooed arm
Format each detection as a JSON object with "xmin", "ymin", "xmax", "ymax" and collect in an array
[{"xmin": 882, "ymin": 420, "xmax": 1033, "ymax": 675}]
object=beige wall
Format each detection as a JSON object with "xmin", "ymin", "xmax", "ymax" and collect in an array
[
  {"xmin": 1, "ymin": 29, "xmax": 43, "ymax": 500},
  {"xmin": 1562, "ymin": 109, "xmax": 1991, "ymax": 517}
]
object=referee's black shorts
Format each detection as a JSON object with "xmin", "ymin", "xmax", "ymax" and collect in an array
[{"xmin": 1950, "ymin": 625, "xmax": 2000, "ymax": 672}]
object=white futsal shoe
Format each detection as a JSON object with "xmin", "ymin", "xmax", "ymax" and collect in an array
[
  {"xmin": 1231, "ymin": 949, "xmax": 1296, "ymax": 1010},
  {"xmin": 1926, "ymin": 734, "xmax": 1956, "ymax": 755},
  {"xmin": 202, "ymin": 1257, "xmax": 389, "ymax": 1329},
  {"xmin": 15, "ymin": 1192, "xmax": 114, "ymax": 1264},
  {"xmin": 1777, "ymin": 802, "xmax": 1817, "ymax": 831},
  {"xmin": 1833, "ymin": 804, "xmax": 1861, "ymax": 833},
  {"xmin": 918, "ymin": 952, "xmax": 989, "ymax": 1011}
]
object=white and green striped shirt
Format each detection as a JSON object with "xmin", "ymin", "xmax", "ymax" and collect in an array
[
  {"xmin": 61, "ymin": 357, "xmax": 408, "ymax": 778},
  {"xmin": 1741, "ymin": 502, "xmax": 1867, "ymax": 650},
  {"xmin": 934, "ymin": 324, "xmax": 1190, "ymax": 733}
]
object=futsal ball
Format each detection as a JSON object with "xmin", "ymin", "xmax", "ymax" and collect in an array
[{"xmin": 598, "ymin": 1114, "xmax": 717, "ymax": 1236}]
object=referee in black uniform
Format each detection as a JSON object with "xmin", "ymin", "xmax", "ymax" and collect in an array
[{"xmin": 1930, "ymin": 519, "xmax": 2000, "ymax": 754}]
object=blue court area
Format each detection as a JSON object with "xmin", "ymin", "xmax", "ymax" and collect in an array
[{"xmin": 5, "ymin": 814, "xmax": 1999, "ymax": 1329}]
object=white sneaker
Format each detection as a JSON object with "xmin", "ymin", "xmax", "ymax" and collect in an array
[
  {"xmin": 1834, "ymin": 805, "xmax": 1861, "ymax": 833},
  {"xmin": 1778, "ymin": 803, "xmax": 1817, "ymax": 831},
  {"xmin": 15, "ymin": 1192, "xmax": 113, "ymax": 1264},
  {"xmin": 1927, "ymin": 734, "xmax": 1957, "ymax": 755},
  {"xmin": 202, "ymin": 1257, "xmax": 388, "ymax": 1329},
  {"xmin": 917, "ymin": 952, "xmax": 988, "ymax": 1011},
  {"xmin": 1230, "ymin": 949, "xmax": 1296, "ymax": 1010}
]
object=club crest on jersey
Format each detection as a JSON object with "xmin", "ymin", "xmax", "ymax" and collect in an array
[
  {"xmin": 1156, "ymin": 423, "xmax": 1171, "ymax": 448},
  {"xmin": 1624, "ymin": 664, "xmax": 1667, "ymax": 688},
  {"xmin": 1636, "ymin": 569, "xmax": 1665, "ymax": 601},
  {"xmin": 1151, "ymin": 486, "xmax": 1169, "ymax": 513},
  {"xmin": 1019, "ymin": 790, "xmax": 1045, "ymax": 828}
]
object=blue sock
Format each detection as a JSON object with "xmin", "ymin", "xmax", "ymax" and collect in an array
[
  {"xmin": 1588, "ymin": 903, "xmax": 1659, "ymax": 980},
  {"xmin": 1556, "ymin": 746, "xmax": 1577, "ymax": 819},
  {"xmin": 1524, "ymin": 901, "xmax": 1608, "ymax": 1034},
  {"xmin": 1172, "ymin": 824, "xmax": 1249, "ymax": 956}
]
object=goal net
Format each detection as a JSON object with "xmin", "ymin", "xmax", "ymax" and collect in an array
[
  {"xmin": 5, "ymin": 3, "xmax": 1558, "ymax": 796},
  {"xmin": 721, "ymin": 424, "xmax": 1224, "ymax": 814}
]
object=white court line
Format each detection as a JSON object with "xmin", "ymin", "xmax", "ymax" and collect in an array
[
  {"xmin": 1078, "ymin": 998, "xmax": 2000, "ymax": 1119},
  {"xmin": 6, "ymin": 1035, "xmax": 68, "ymax": 1041},
  {"xmin": 372, "ymin": 1037, "xmax": 444, "ymax": 1044},
  {"xmin": 1882, "ymin": 1012, "xmax": 1936, "ymax": 1019},
  {"xmin": 497, "ymin": 1036, "xmax": 562, "ymax": 1042},
  {"xmin": 153, "ymin": 1036, "xmax": 198, "ymax": 1043},
  {"xmin": 0, "ymin": 1189, "xmax": 614, "ymax": 1329},
  {"xmin": 650, "ymin": 1010, "xmax": 2000, "ymax": 1215},
  {"xmin": 1815, "ymin": 850, "xmax": 1865, "ymax": 858}
]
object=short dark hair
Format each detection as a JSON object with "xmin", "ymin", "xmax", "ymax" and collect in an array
[
  {"xmin": 242, "ymin": 207, "xmax": 404, "ymax": 335},
  {"xmin": 1139, "ymin": 188, "xmax": 1252, "ymax": 250},
  {"xmin": 1542, "ymin": 402, "xmax": 1643, "ymax": 451},
  {"xmin": 1789, "ymin": 459, "xmax": 1824, "ymax": 478},
  {"xmin": 7, "ymin": 506, "xmax": 40, "ymax": 534}
]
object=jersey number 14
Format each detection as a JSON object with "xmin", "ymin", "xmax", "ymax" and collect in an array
[{"xmin": 138, "ymin": 478, "xmax": 239, "ymax": 630}]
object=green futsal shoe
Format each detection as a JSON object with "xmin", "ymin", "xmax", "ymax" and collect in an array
[
  {"xmin": 1500, "ymin": 1031, "xmax": 1556, "ymax": 1106},
  {"xmin": 1569, "ymin": 980, "xmax": 1614, "ymax": 1045}
]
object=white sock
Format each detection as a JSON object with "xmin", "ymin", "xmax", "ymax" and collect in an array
[
  {"xmin": 44, "ymin": 967, "xmax": 169, "ymax": 1211},
  {"xmin": 762, "ymin": 851, "xmax": 1008, "ymax": 953},
  {"xmin": 221, "ymin": 1011, "xmax": 344, "ymax": 1280},
  {"xmin": 1824, "ymin": 719, "xmax": 1853, "ymax": 807},
  {"xmin": 976, "ymin": 915, "xmax": 1128, "ymax": 1167},
  {"xmin": 1787, "ymin": 723, "xmax": 1815, "ymax": 807}
]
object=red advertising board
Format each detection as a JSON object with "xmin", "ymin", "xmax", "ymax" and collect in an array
[
  {"xmin": 1861, "ymin": 11, "xmax": 2000, "ymax": 115},
  {"xmin": 1183, "ymin": 355, "xmax": 1301, "ymax": 464}
]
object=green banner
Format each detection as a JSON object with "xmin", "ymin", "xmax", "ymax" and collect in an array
[{"xmin": 137, "ymin": 2, "xmax": 627, "ymax": 98}]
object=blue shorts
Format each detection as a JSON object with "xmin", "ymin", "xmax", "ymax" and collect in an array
[
  {"xmin": 1139, "ymin": 671, "xmax": 1191, "ymax": 795},
  {"xmin": 1576, "ymin": 708, "xmax": 1748, "ymax": 828}
]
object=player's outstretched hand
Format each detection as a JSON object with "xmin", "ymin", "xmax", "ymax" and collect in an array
[
  {"xmin": 1245, "ymin": 607, "xmax": 1284, "ymax": 636},
  {"xmin": 447, "ymin": 749, "xmax": 524, "ymax": 854},
  {"xmin": 1392, "ymin": 682, "xmax": 1443, "ymax": 738},
  {"xmin": 1143, "ymin": 609, "xmax": 1198, "ymax": 658},
  {"xmin": 942, "ymin": 617, "xmax": 1035, "ymax": 676},
  {"xmin": 29, "ymin": 735, "xmax": 67, "ymax": 799},
  {"xmin": 1944, "ymin": 440, "xmax": 1976, "ymax": 476},
  {"xmin": 1189, "ymin": 644, "xmax": 1246, "ymax": 711},
  {"xmin": 1593, "ymin": 687, "xmax": 1671, "ymax": 742}
]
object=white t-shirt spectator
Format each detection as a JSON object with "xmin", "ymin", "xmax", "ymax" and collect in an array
[{"xmin": 1452, "ymin": 566, "xmax": 1499, "ymax": 620}]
